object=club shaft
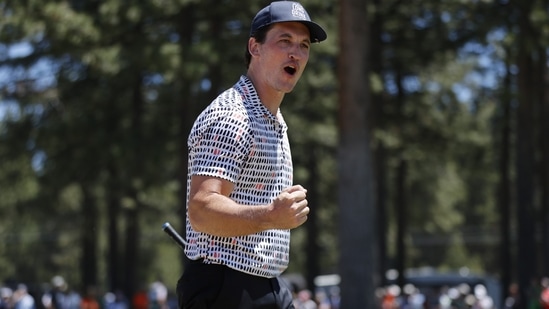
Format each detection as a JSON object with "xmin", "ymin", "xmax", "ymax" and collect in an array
[{"xmin": 162, "ymin": 222, "xmax": 187, "ymax": 250}]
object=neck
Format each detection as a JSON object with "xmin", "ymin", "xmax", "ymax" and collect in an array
[{"xmin": 246, "ymin": 70, "xmax": 284, "ymax": 115}]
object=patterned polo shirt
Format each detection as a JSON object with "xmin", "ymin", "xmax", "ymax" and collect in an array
[{"xmin": 184, "ymin": 75, "xmax": 294, "ymax": 278}]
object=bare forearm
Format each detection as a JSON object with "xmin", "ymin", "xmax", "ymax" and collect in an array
[
  {"xmin": 188, "ymin": 193, "xmax": 273, "ymax": 237},
  {"xmin": 187, "ymin": 175, "xmax": 309, "ymax": 237}
]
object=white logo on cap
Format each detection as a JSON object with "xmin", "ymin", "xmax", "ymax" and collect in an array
[{"xmin": 291, "ymin": 3, "xmax": 307, "ymax": 20}]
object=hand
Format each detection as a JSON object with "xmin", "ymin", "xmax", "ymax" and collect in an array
[{"xmin": 268, "ymin": 185, "xmax": 309, "ymax": 229}]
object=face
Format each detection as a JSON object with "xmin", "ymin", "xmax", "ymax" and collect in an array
[{"xmin": 249, "ymin": 22, "xmax": 311, "ymax": 94}]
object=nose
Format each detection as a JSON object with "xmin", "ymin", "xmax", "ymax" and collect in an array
[{"xmin": 289, "ymin": 44, "xmax": 304, "ymax": 60}]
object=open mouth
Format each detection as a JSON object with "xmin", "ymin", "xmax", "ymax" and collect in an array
[{"xmin": 284, "ymin": 66, "xmax": 297, "ymax": 76}]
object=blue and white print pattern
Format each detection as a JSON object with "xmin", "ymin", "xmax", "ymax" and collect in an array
[{"xmin": 185, "ymin": 75, "xmax": 293, "ymax": 278}]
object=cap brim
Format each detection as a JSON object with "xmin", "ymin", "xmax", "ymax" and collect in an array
[{"xmin": 300, "ymin": 21, "xmax": 327, "ymax": 43}]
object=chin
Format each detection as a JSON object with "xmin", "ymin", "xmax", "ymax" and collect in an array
[{"xmin": 280, "ymin": 86, "xmax": 296, "ymax": 94}]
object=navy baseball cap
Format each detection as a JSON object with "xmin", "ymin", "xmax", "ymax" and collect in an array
[{"xmin": 250, "ymin": 1, "xmax": 327, "ymax": 43}]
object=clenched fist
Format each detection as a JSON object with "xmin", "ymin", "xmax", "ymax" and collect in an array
[{"xmin": 268, "ymin": 185, "xmax": 309, "ymax": 229}]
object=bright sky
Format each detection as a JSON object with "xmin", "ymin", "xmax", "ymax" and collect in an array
[
  {"xmin": 1, "ymin": 29, "xmax": 509, "ymax": 121},
  {"xmin": 1, "ymin": 41, "xmax": 56, "ymax": 121},
  {"xmin": 0, "ymin": 42, "xmax": 33, "ymax": 120}
]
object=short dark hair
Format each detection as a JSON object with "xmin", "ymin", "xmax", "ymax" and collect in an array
[{"xmin": 245, "ymin": 25, "xmax": 272, "ymax": 69}]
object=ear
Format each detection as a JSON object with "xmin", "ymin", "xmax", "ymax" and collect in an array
[{"xmin": 248, "ymin": 37, "xmax": 260, "ymax": 57}]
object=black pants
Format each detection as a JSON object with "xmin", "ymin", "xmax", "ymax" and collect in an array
[{"xmin": 176, "ymin": 259, "xmax": 295, "ymax": 309}]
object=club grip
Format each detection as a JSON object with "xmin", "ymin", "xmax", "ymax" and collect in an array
[{"xmin": 162, "ymin": 222, "xmax": 187, "ymax": 250}]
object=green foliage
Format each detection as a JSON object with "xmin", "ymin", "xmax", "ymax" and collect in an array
[{"xmin": 1, "ymin": 0, "xmax": 545, "ymax": 300}]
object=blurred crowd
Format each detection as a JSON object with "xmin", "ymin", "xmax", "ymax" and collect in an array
[
  {"xmin": 503, "ymin": 277, "xmax": 549, "ymax": 309},
  {"xmin": 375, "ymin": 276, "xmax": 549, "ymax": 309},
  {"xmin": 3, "ymin": 275, "xmax": 549, "ymax": 309},
  {"xmin": 291, "ymin": 286, "xmax": 341, "ymax": 309},
  {"xmin": 376, "ymin": 282, "xmax": 496, "ymax": 309},
  {"xmin": 0, "ymin": 276, "xmax": 176, "ymax": 309}
]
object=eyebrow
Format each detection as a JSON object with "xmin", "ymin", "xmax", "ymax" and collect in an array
[{"xmin": 278, "ymin": 32, "xmax": 311, "ymax": 44}]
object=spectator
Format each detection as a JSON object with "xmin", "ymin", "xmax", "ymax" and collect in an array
[
  {"xmin": 103, "ymin": 291, "xmax": 128, "ymax": 309},
  {"xmin": 504, "ymin": 283, "xmax": 521, "ymax": 309},
  {"xmin": 293, "ymin": 289, "xmax": 317, "ymax": 309},
  {"xmin": 13, "ymin": 284, "xmax": 35, "ymax": 309},
  {"xmin": 130, "ymin": 286, "xmax": 147, "ymax": 309},
  {"xmin": 474, "ymin": 284, "xmax": 495, "ymax": 309},
  {"xmin": 148, "ymin": 281, "xmax": 168, "ymax": 309},
  {"xmin": 528, "ymin": 277, "xmax": 543, "ymax": 309},
  {"xmin": 315, "ymin": 291, "xmax": 331, "ymax": 309},
  {"xmin": 381, "ymin": 285, "xmax": 400, "ymax": 309},
  {"xmin": 404, "ymin": 284, "xmax": 426, "ymax": 309},
  {"xmin": 541, "ymin": 277, "xmax": 549, "ymax": 309},
  {"xmin": 81, "ymin": 286, "xmax": 100, "ymax": 309},
  {"xmin": 41, "ymin": 276, "xmax": 81, "ymax": 309},
  {"xmin": 0, "ymin": 287, "xmax": 13, "ymax": 309},
  {"xmin": 328, "ymin": 286, "xmax": 340, "ymax": 309}
]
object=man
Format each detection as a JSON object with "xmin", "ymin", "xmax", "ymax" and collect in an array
[
  {"xmin": 541, "ymin": 277, "xmax": 549, "ymax": 309},
  {"xmin": 176, "ymin": 1, "xmax": 327, "ymax": 308},
  {"xmin": 41, "ymin": 276, "xmax": 81, "ymax": 309},
  {"xmin": 13, "ymin": 284, "xmax": 35, "ymax": 309}
]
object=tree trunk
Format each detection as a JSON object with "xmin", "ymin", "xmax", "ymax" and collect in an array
[
  {"xmin": 395, "ymin": 158, "xmax": 407, "ymax": 288},
  {"xmin": 394, "ymin": 64, "xmax": 407, "ymax": 289},
  {"xmin": 305, "ymin": 144, "xmax": 321, "ymax": 291},
  {"xmin": 81, "ymin": 186, "xmax": 98, "ymax": 290},
  {"xmin": 176, "ymin": 3, "xmax": 198, "ymax": 270},
  {"xmin": 370, "ymin": 0, "xmax": 388, "ymax": 285},
  {"xmin": 107, "ymin": 164, "xmax": 122, "ymax": 293},
  {"xmin": 123, "ymin": 73, "xmax": 145, "ymax": 299},
  {"xmin": 375, "ymin": 144, "xmax": 388, "ymax": 285},
  {"xmin": 338, "ymin": 0, "xmax": 378, "ymax": 307},
  {"xmin": 498, "ymin": 56, "xmax": 513, "ymax": 302},
  {"xmin": 515, "ymin": 1, "xmax": 538, "ymax": 303},
  {"xmin": 538, "ymin": 45, "xmax": 549, "ymax": 277},
  {"xmin": 124, "ymin": 205, "xmax": 139, "ymax": 298}
]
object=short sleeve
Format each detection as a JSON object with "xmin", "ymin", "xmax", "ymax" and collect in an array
[{"xmin": 188, "ymin": 109, "xmax": 252, "ymax": 183}]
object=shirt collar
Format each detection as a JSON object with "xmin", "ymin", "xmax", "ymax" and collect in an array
[{"xmin": 235, "ymin": 75, "xmax": 282, "ymax": 123}]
